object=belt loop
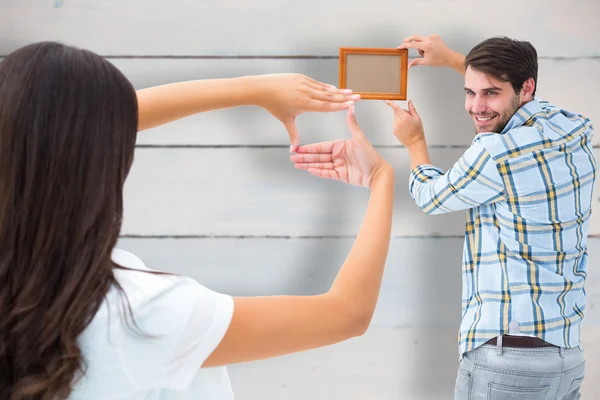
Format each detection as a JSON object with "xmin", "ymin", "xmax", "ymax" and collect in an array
[
  {"xmin": 559, "ymin": 347, "xmax": 565, "ymax": 358},
  {"xmin": 459, "ymin": 352, "xmax": 464, "ymax": 362},
  {"xmin": 496, "ymin": 335, "xmax": 503, "ymax": 356}
]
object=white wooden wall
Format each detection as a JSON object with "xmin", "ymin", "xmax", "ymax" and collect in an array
[{"xmin": 2, "ymin": 1, "xmax": 599, "ymax": 398}]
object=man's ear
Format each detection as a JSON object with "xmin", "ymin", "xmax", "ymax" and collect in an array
[{"xmin": 521, "ymin": 77, "xmax": 536, "ymax": 101}]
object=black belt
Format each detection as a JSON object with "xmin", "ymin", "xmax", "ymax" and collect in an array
[{"xmin": 485, "ymin": 335, "xmax": 556, "ymax": 348}]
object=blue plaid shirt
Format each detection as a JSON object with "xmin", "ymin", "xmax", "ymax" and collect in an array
[{"xmin": 409, "ymin": 98, "xmax": 596, "ymax": 355}]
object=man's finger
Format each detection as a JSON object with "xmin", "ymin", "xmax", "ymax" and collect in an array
[
  {"xmin": 408, "ymin": 100, "xmax": 421, "ymax": 119},
  {"xmin": 408, "ymin": 58, "xmax": 424, "ymax": 69},
  {"xmin": 384, "ymin": 100, "xmax": 409, "ymax": 116},
  {"xmin": 403, "ymin": 34, "xmax": 426, "ymax": 43},
  {"xmin": 397, "ymin": 42, "xmax": 424, "ymax": 50},
  {"xmin": 404, "ymin": 35, "xmax": 425, "ymax": 42}
]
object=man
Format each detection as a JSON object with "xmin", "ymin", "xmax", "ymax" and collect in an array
[{"xmin": 388, "ymin": 34, "xmax": 594, "ymax": 399}]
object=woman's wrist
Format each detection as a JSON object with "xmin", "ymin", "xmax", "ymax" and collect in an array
[
  {"xmin": 370, "ymin": 163, "xmax": 394, "ymax": 188},
  {"xmin": 237, "ymin": 75, "xmax": 269, "ymax": 107}
]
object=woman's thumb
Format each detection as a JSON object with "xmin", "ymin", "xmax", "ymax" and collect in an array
[
  {"xmin": 346, "ymin": 106, "xmax": 365, "ymax": 139},
  {"xmin": 283, "ymin": 119, "xmax": 300, "ymax": 153}
]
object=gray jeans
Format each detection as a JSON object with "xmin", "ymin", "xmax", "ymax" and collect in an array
[{"xmin": 454, "ymin": 340, "xmax": 586, "ymax": 399}]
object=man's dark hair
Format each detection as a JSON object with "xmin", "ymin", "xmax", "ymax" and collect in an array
[{"xmin": 465, "ymin": 37, "xmax": 538, "ymax": 96}]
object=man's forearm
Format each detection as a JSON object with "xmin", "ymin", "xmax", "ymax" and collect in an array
[
  {"xmin": 136, "ymin": 76, "xmax": 263, "ymax": 131},
  {"xmin": 407, "ymin": 141, "xmax": 431, "ymax": 170},
  {"xmin": 449, "ymin": 51, "xmax": 466, "ymax": 76}
]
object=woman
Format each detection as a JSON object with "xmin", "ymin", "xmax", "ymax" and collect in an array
[{"xmin": 0, "ymin": 42, "xmax": 394, "ymax": 399}]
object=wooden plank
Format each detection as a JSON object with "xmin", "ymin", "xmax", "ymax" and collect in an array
[
  {"xmin": 116, "ymin": 238, "xmax": 463, "ymax": 327},
  {"xmin": 121, "ymin": 148, "xmax": 466, "ymax": 237},
  {"xmin": 536, "ymin": 59, "xmax": 600, "ymax": 147},
  {"xmin": 116, "ymin": 236, "xmax": 600, "ymax": 396},
  {"xmin": 1, "ymin": 0, "xmax": 598, "ymax": 57},
  {"xmin": 226, "ymin": 326, "xmax": 600, "ymax": 399},
  {"xmin": 0, "ymin": 57, "xmax": 595, "ymax": 147},
  {"xmin": 119, "ymin": 58, "xmax": 599, "ymax": 147},
  {"xmin": 115, "ymin": 237, "xmax": 600, "ymax": 327},
  {"xmin": 121, "ymin": 57, "xmax": 473, "ymax": 147},
  {"xmin": 227, "ymin": 327, "xmax": 463, "ymax": 400},
  {"xmin": 121, "ymin": 148, "xmax": 600, "ymax": 236}
]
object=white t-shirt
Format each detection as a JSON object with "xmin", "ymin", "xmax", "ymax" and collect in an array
[{"xmin": 69, "ymin": 248, "xmax": 235, "ymax": 400}]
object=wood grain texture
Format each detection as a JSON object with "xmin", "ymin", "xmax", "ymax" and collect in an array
[
  {"xmin": 226, "ymin": 326, "xmax": 600, "ymax": 399},
  {"xmin": 115, "ymin": 237, "xmax": 600, "ymax": 327},
  {"xmin": 120, "ymin": 148, "xmax": 600, "ymax": 237},
  {"xmin": 0, "ymin": 57, "xmax": 594, "ymax": 146},
  {"xmin": 1, "ymin": 0, "xmax": 598, "ymax": 57},
  {"xmin": 115, "ymin": 236, "xmax": 600, "ymax": 397},
  {"xmin": 102, "ymin": 58, "xmax": 598, "ymax": 147},
  {"xmin": 2, "ymin": 1, "xmax": 598, "ymax": 397}
]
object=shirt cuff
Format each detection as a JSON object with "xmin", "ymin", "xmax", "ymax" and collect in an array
[{"xmin": 408, "ymin": 164, "xmax": 444, "ymax": 201}]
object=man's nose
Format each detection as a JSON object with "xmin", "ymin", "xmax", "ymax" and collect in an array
[{"xmin": 472, "ymin": 96, "xmax": 487, "ymax": 114}]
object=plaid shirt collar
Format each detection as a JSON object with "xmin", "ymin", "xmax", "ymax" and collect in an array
[{"xmin": 501, "ymin": 97, "xmax": 543, "ymax": 134}]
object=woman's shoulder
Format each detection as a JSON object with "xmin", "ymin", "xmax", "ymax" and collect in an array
[
  {"xmin": 77, "ymin": 249, "xmax": 234, "ymax": 396},
  {"xmin": 109, "ymin": 248, "xmax": 204, "ymax": 307}
]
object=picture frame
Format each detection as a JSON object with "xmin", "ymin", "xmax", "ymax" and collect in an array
[{"xmin": 339, "ymin": 47, "xmax": 408, "ymax": 100}]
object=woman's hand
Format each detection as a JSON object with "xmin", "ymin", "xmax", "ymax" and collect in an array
[
  {"xmin": 290, "ymin": 106, "xmax": 388, "ymax": 188},
  {"xmin": 253, "ymin": 74, "xmax": 361, "ymax": 152}
]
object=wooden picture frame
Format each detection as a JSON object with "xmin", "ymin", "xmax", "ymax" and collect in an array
[{"xmin": 339, "ymin": 47, "xmax": 408, "ymax": 100}]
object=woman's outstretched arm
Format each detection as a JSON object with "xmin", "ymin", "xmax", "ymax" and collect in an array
[
  {"xmin": 203, "ymin": 106, "xmax": 394, "ymax": 367},
  {"xmin": 136, "ymin": 74, "xmax": 360, "ymax": 151}
]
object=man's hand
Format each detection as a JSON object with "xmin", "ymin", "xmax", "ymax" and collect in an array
[
  {"xmin": 386, "ymin": 100, "xmax": 431, "ymax": 170},
  {"xmin": 385, "ymin": 100, "xmax": 426, "ymax": 147},
  {"xmin": 397, "ymin": 34, "xmax": 465, "ymax": 75}
]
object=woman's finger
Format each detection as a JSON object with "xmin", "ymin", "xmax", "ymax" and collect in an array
[
  {"xmin": 296, "ymin": 141, "xmax": 337, "ymax": 154},
  {"xmin": 294, "ymin": 162, "xmax": 335, "ymax": 170},
  {"xmin": 307, "ymin": 98, "xmax": 355, "ymax": 112},
  {"xmin": 307, "ymin": 168, "xmax": 339, "ymax": 180},
  {"xmin": 304, "ymin": 76, "xmax": 340, "ymax": 92},
  {"xmin": 290, "ymin": 153, "xmax": 333, "ymax": 163},
  {"xmin": 311, "ymin": 92, "xmax": 360, "ymax": 106},
  {"xmin": 308, "ymin": 88, "xmax": 355, "ymax": 104}
]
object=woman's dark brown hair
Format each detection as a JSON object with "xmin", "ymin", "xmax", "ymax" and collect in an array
[
  {"xmin": 465, "ymin": 36, "xmax": 538, "ymax": 96},
  {"xmin": 0, "ymin": 42, "xmax": 139, "ymax": 399}
]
